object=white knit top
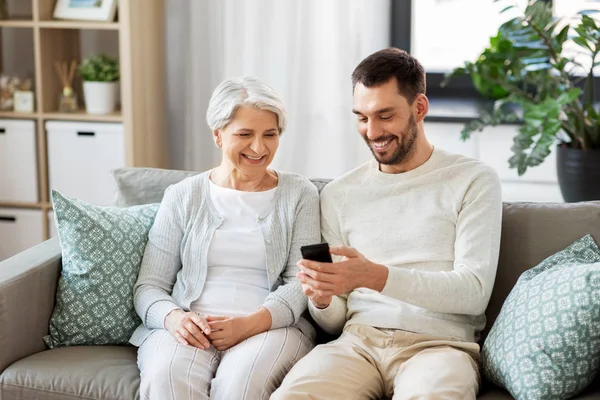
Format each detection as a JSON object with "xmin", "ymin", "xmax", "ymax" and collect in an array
[{"xmin": 190, "ymin": 181, "xmax": 275, "ymax": 317}]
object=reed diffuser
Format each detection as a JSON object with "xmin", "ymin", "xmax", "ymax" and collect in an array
[{"xmin": 54, "ymin": 60, "xmax": 79, "ymax": 112}]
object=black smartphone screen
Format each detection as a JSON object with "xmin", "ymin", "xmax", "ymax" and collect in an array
[{"xmin": 300, "ymin": 243, "xmax": 333, "ymax": 263}]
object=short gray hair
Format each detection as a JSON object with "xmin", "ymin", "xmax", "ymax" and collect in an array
[{"xmin": 206, "ymin": 77, "xmax": 287, "ymax": 134}]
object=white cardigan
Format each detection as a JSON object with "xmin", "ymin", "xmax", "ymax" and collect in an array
[{"xmin": 130, "ymin": 170, "xmax": 321, "ymax": 346}]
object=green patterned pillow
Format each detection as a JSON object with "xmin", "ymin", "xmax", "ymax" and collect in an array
[
  {"xmin": 45, "ymin": 190, "xmax": 159, "ymax": 348},
  {"xmin": 482, "ymin": 234, "xmax": 600, "ymax": 400}
]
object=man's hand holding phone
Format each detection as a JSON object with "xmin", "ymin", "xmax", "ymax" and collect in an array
[
  {"xmin": 298, "ymin": 243, "xmax": 334, "ymax": 309},
  {"xmin": 298, "ymin": 243, "xmax": 389, "ymax": 304}
]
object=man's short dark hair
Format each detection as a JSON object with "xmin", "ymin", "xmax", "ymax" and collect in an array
[{"xmin": 351, "ymin": 48, "xmax": 426, "ymax": 104}]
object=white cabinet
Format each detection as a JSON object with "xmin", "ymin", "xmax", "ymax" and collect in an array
[
  {"xmin": 0, "ymin": 119, "xmax": 38, "ymax": 203},
  {"xmin": 477, "ymin": 125, "xmax": 558, "ymax": 184},
  {"xmin": 424, "ymin": 121, "xmax": 562, "ymax": 203},
  {"xmin": 0, "ymin": 208, "xmax": 44, "ymax": 261},
  {"xmin": 426, "ymin": 121, "xmax": 479, "ymax": 159},
  {"xmin": 46, "ymin": 121, "xmax": 125, "ymax": 206}
]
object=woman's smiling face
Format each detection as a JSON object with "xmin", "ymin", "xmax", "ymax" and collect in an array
[{"xmin": 215, "ymin": 105, "xmax": 280, "ymax": 175}]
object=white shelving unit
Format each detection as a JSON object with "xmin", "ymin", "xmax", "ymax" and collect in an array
[{"xmin": 0, "ymin": 0, "xmax": 167, "ymax": 260}]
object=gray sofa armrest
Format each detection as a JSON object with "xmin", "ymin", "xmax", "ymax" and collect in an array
[{"xmin": 0, "ymin": 238, "xmax": 62, "ymax": 373}]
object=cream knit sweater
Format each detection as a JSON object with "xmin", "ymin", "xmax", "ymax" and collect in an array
[{"xmin": 309, "ymin": 148, "xmax": 502, "ymax": 342}]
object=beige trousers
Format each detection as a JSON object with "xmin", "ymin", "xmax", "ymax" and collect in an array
[
  {"xmin": 137, "ymin": 327, "xmax": 313, "ymax": 400},
  {"xmin": 271, "ymin": 324, "xmax": 480, "ymax": 400}
]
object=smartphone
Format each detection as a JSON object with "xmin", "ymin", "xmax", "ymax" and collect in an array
[{"xmin": 300, "ymin": 242, "xmax": 333, "ymax": 263}]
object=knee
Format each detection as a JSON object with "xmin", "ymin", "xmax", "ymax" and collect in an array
[
  {"xmin": 271, "ymin": 383, "xmax": 304, "ymax": 400},
  {"xmin": 269, "ymin": 360, "xmax": 312, "ymax": 399},
  {"xmin": 139, "ymin": 359, "xmax": 173, "ymax": 388},
  {"xmin": 393, "ymin": 349, "xmax": 479, "ymax": 400}
]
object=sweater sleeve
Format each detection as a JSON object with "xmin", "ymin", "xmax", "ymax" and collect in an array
[
  {"xmin": 308, "ymin": 184, "xmax": 349, "ymax": 335},
  {"xmin": 263, "ymin": 181, "xmax": 321, "ymax": 329},
  {"xmin": 133, "ymin": 185, "xmax": 184, "ymax": 329},
  {"xmin": 380, "ymin": 168, "xmax": 502, "ymax": 316}
]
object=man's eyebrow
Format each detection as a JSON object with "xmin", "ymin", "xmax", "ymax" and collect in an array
[{"xmin": 352, "ymin": 107, "xmax": 396, "ymax": 115}]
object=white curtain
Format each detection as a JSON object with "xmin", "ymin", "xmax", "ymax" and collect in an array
[{"xmin": 166, "ymin": 0, "xmax": 390, "ymax": 179}]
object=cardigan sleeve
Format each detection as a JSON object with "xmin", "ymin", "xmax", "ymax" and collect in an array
[
  {"xmin": 133, "ymin": 185, "xmax": 184, "ymax": 329},
  {"xmin": 262, "ymin": 180, "xmax": 321, "ymax": 329}
]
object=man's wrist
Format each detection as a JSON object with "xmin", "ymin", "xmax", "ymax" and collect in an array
[{"xmin": 365, "ymin": 262, "xmax": 388, "ymax": 292}]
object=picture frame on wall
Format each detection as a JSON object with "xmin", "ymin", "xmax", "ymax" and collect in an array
[{"xmin": 53, "ymin": 0, "xmax": 118, "ymax": 22}]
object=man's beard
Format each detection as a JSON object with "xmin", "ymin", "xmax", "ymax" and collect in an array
[{"xmin": 363, "ymin": 115, "xmax": 418, "ymax": 166}]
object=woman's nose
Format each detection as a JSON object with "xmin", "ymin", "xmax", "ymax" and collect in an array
[{"xmin": 250, "ymin": 137, "xmax": 266, "ymax": 153}]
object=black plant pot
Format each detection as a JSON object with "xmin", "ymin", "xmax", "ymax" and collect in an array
[{"xmin": 556, "ymin": 145, "xmax": 600, "ymax": 202}]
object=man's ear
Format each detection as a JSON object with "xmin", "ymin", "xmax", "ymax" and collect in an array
[
  {"xmin": 213, "ymin": 129, "xmax": 222, "ymax": 148},
  {"xmin": 413, "ymin": 94, "xmax": 429, "ymax": 123}
]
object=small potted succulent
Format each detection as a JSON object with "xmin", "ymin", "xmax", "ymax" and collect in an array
[{"xmin": 78, "ymin": 53, "xmax": 120, "ymax": 115}]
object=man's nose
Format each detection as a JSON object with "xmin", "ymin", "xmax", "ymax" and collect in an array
[{"xmin": 366, "ymin": 120, "xmax": 383, "ymax": 140}]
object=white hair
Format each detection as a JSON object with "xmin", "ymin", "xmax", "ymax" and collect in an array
[{"xmin": 206, "ymin": 77, "xmax": 287, "ymax": 134}]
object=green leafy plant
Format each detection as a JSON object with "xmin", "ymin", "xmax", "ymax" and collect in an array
[
  {"xmin": 78, "ymin": 53, "xmax": 120, "ymax": 83},
  {"xmin": 443, "ymin": 0, "xmax": 600, "ymax": 175}
]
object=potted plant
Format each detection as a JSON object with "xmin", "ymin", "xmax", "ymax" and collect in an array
[
  {"xmin": 443, "ymin": 1, "xmax": 600, "ymax": 202},
  {"xmin": 78, "ymin": 53, "xmax": 120, "ymax": 115}
]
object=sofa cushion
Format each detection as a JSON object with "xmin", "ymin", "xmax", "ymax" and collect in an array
[
  {"xmin": 113, "ymin": 167, "xmax": 199, "ymax": 207},
  {"xmin": 45, "ymin": 191, "xmax": 159, "ymax": 348},
  {"xmin": 476, "ymin": 379, "xmax": 600, "ymax": 400},
  {"xmin": 482, "ymin": 234, "xmax": 600, "ymax": 399},
  {"xmin": 112, "ymin": 167, "xmax": 333, "ymax": 207},
  {"xmin": 484, "ymin": 201, "xmax": 600, "ymax": 341},
  {"xmin": 0, "ymin": 346, "xmax": 139, "ymax": 400},
  {"xmin": 477, "ymin": 387, "xmax": 517, "ymax": 399}
]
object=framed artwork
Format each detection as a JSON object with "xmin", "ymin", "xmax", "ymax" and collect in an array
[{"xmin": 53, "ymin": 0, "xmax": 118, "ymax": 22}]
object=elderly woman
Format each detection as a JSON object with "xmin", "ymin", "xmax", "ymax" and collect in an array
[{"xmin": 130, "ymin": 77, "xmax": 320, "ymax": 400}]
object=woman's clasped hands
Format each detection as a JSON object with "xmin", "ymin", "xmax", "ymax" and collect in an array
[{"xmin": 164, "ymin": 309, "xmax": 250, "ymax": 351}]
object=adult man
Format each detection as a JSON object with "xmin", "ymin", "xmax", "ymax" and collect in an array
[{"xmin": 272, "ymin": 48, "xmax": 502, "ymax": 399}]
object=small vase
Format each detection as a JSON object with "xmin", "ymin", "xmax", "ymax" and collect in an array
[
  {"xmin": 59, "ymin": 87, "xmax": 79, "ymax": 113},
  {"xmin": 83, "ymin": 81, "xmax": 118, "ymax": 115}
]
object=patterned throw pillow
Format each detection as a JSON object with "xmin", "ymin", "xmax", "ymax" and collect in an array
[
  {"xmin": 482, "ymin": 234, "xmax": 600, "ymax": 400},
  {"xmin": 44, "ymin": 190, "xmax": 159, "ymax": 348}
]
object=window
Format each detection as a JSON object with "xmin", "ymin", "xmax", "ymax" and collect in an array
[
  {"xmin": 392, "ymin": 0, "xmax": 600, "ymax": 98},
  {"xmin": 411, "ymin": 0, "xmax": 528, "ymax": 73},
  {"xmin": 554, "ymin": 0, "xmax": 600, "ymax": 75}
]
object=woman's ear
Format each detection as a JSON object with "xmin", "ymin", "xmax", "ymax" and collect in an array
[
  {"xmin": 212, "ymin": 129, "xmax": 222, "ymax": 148},
  {"xmin": 413, "ymin": 94, "xmax": 429, "ymax": 123}
]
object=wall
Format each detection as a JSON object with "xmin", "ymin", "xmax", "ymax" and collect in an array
[{"xmin": 1, "ymin": 1, "xmax": 561, "ymax": 203}]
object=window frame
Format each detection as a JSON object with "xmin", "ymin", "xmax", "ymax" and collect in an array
[{"xmin": 391, "ymin": 0, "xmax": 599, "ymax": 100}]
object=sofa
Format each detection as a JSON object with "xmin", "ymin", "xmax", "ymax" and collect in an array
[{"xmin": 1, "ymin": 171, "xmax": 600, "ymax": 400}]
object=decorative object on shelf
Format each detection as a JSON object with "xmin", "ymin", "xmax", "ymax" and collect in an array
[
  {"xmin": 54, "ymin": 60, "xmax": 79, "ymax": 113},
  {"xmin": 0, "ymin": 75, "xmax": 33, "ymax": 111},
  {"xmin": 78, "ymin": 53, "xmax": 119, "ymax": 115},
  {"xmin": 443, "ymin": 1, "xmax": 600, "ymax": 202},
  {"xmin": 53, "ymin": 0, "xmax": 117, "ymax": 22},
  {"xmin": 14, "ymin": 91, "xmax": 35, "ymax": 113}
]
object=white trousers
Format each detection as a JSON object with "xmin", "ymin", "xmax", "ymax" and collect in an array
[{"xmin": 137, "ymin": 327, "xmax": 313, "ymax": 400}]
